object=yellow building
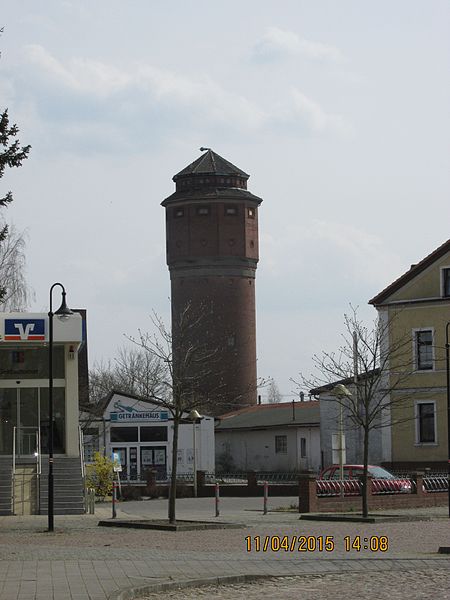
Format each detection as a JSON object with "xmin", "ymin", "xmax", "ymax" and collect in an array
[{"xmin": 370, "ymin": 239, "xmax": 450, "ymax": 470}]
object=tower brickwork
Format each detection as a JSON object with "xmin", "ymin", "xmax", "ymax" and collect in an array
[{"xmin": 162, "ymin": 149, "xmax": 262, "ymax": 415}]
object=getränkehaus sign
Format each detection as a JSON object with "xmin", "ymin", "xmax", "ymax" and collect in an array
[{"xmin": 110, "ymin": 401, "xmax": 169, "ymax": 422}]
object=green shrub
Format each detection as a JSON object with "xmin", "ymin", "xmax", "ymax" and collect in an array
[{"xmin": 85, "ymin": 451, "xmax": 114, "ymax": 500}]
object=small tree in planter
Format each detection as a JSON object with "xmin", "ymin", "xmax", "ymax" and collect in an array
[{"xmin": 85, "ymin": 451, "xmax": 113, "ymax": 500}]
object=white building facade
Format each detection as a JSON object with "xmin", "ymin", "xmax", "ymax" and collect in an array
[
  {"xmin": 0, "ymin": 312, "xmax": 83, "ymax": 458},
  {"xmin": 84, "ymin": 392, "xmax": 215, "ymax": 482},
  {"xmin": 215, "ymin": 402, "xmax": 321, "ymax": 473},
  {"xmin": 0, "ymin": 311, "xmax": 85, "ymax": 515}
]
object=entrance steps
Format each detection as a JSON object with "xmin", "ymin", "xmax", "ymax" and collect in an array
[
  {"xmin": 0, "ymin": 457, "xmax": 13, "ymax": 515},
  {"xmin": 39, "ymin": 457, "xmax": 85, "ymax": 515},
  {"xmin": 0, "ymin": 456, "xmax": 85, "ymax": 516}
]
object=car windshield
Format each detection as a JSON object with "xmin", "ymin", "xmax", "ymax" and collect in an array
[{"xmin": 368, "ymin": 466, "xmax": 396, "ymax": 479}]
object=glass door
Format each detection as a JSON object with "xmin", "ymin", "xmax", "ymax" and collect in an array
[
  {"xmin": 17, "ymin": 388, "xmax": 39, "ymax": 456},
  {"xmin": 140, "ymin": 446, "xmax": 167, "ymax": 480},
  {"xmin": 0, "ymin": 389, "xmax": 17, "ymax": 455}
]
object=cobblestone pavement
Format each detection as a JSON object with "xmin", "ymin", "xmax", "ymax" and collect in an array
[
  {"xmin": 0, "ymin": 499, "xmax": 449, "ymax": 599},
  {"xmin": 139, "ymin": 571, "xmax": 450, "ymax": 600}
]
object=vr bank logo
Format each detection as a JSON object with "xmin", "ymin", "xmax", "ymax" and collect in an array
[{"xmin": 4, "ymin": 319, "xmax": 46, "ymax": 341}]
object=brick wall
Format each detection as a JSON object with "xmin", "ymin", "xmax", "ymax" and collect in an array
[{"xmin": 171, "ymin": 275, "xmax": 257, "ymax": 415}]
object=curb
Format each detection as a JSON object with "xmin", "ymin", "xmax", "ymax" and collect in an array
[
  {"xmin": 108, "ymin": 574, "xmax": 268, "ymax": 600},
  {"xmin": 107, "ymin": 558, "xmax": 450, "ymax": 600},
  {"xmin": 98, "ymin": 519, "xmax": 245, "ymax": 531}
]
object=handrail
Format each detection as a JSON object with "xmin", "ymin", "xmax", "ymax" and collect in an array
[
  {"xmin": 36, "ymin": 428, "xmax": 41, "ymax": 475},
  {"xmin": 12, "ymin": 426, "xmax": 16, "ymax": 514},
  {"xmin": 79, "ymin": 426, "xmax": 87, "ymax": 513},
  {"xmin": 79, "ymin": 426, "xmax": 85, "ymax": 479},
  {"xmin": 12, "ymin": 426, "xmax": 16, "ymax": 476}
]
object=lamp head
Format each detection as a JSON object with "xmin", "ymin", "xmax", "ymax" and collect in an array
[
  {"xmin": 189, "ymin": 409, "xmax": 202, "ymax": 421},
  {"xmin": 55, "ymin": 290, "xmax": 73, "ymax": 321},
  {"xmin": 331, "ymin": 383, "xmax": 352, "ymax": 398}
]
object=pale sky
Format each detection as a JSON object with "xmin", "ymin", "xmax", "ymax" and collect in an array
[{"xmin": 1, "ymin": 1, "xmax": 449, "ymax": 401}]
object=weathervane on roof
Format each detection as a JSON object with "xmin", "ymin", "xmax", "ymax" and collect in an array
[{"xmin": 199, "ymin": 147, "xmax": 210, "ymax": 152}]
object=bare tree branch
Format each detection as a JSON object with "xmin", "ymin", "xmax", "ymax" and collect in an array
[{"xmin": 291, "ymin": 306, "xmax": 418, "ymax": 517}]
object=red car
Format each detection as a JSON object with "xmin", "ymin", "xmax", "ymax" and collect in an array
[{"xmin": 317, "ymin": 465, "xmax": 412, "ymax": 495}]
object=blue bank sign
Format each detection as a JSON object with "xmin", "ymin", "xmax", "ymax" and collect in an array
[
  {"xmin": 4, "ymin": 318, "xmax": 46, "ymax": 341},
  {"xmin": 110, "ymin": 401, "xmax": 169, "ymax": 422}
]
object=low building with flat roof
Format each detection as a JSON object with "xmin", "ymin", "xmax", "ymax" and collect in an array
[{"xmin": 215, "ymin": 401, "xmax": 320, "ymax": 473}]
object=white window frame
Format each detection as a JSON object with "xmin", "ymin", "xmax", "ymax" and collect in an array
[
  {"xmin": 412, "ymin": 327, "xmax": 435, "ymax": 372},
  {"xmin": 415, "ymin": 400, "xmax": 437, "ymax": 445},
  {"xmin": 275, "ymin": 434, "xmax": 287, "ymax": 454},
  {"xmin": 440, "ymin": 266, "xmax": 450, "ymax": 297},
  {"xmin": 300, "ymin": 437, "xmax": 307, "ymax": 458}
]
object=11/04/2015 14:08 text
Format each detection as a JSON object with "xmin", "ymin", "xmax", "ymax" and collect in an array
[{"xmin": 245, "ymin": 535, "xmax": 389, "ymax": 553}]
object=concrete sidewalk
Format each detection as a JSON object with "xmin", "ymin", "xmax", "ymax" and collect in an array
[{"xmin": 0, "ymin": 499, "xmax": 449, "ymax": 600}]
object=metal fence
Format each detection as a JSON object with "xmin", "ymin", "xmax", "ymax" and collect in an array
[
  {"xmin": 216, "ymin": 472, "xmax": 301, "ymax": 484},
  {"xmin": 155, "ymin": 471, "xmax": 449, "ymax": 493},
  {"xmin": 215, "ymin": 473, "xmax": 248, "ymax": 484},
  {"xmin": 422, "ymin": 474, "xmax": 448, "ymax": 493},
  {"xmin": 316, "ymin": 477, "xmax": 413, "ymax": 497}
]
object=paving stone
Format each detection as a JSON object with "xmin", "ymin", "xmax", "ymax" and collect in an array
[{"xmin": 0, "ymin": 502, "xmax": 450, "ymax": 599}]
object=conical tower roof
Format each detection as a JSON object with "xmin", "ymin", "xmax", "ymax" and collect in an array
[{"xmin": 173, "ymin": 149, "xmax": 249, "ymax": 181}]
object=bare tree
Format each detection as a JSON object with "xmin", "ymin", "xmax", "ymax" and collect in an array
[
  {"xmin": 88, "ymin": 346, "xmax": 166, "ymax": 408},
  {"xmin": 292, "ymin": 307, "xmax": 413, "ymax": 517},
  {"xmin": 0, "ymin": 224, "xmax": 33, "ymax": 311},
  {"xmin": 0, "ymin": 31, "xmax": 31, "ymax": 305},
  {"xmin": 128, "ymin": 303, "xmax": 225, "ymax": 524},
  {"xmin": 266, "ymin": 378, "xmax": 282, "ymax": 403}
]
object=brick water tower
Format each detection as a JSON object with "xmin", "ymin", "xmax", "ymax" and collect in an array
[{"xmin": 162, "ymin": 149, "xmax": 263, "ymax": 415}]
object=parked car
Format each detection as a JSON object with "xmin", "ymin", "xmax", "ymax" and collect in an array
[{"xmin": 317, "ymin": 464, "xmax": 413, "ymax": 495}]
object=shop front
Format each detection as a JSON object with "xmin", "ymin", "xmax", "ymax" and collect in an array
[
  {"xmin": 0, "ymin": 312, "xmax": 84, "ymax": 515},
  {"xmin": 84, "ymin": 391, "xmax": 215, "ymax": 483}
]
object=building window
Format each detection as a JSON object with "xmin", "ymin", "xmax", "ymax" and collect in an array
[
  {"xmin": 275, "ymin": 435, "xmax": 287, "ymax": 454},
  {"xmin": 0, "ymin": 346, "xmax": 64, "ymax": 379},
  {"xmin": 247, "ymin": 208, "xmax": 255, "ymax": 218},
  {"xmin": 196, "ymin": 206, "xmax": 210, "ymax": 216},
  {"xmin": 140, "ymin": 426, "xmax": 168, "ymax": 442},
  {"xmin": 416, "ymin": 402, "xmax": 436, "ymax": 444},
  {"xmin": 174, "ymin": 207, "xmax": 184, "ymax": 218},
  {"xmin": 442, "ymin": 268, "xmax": 450, "ymax": 297},
  {"xmin": 225, "ymin": 205, "xmax": 238, "ymax": 215},
  {"xmin": 84, "ymin": 443, "xmax": 96, "ymax": 463},
  {"xmin": 415, "ymin": 329, "xmax": 433, "ymax": 370},
  {"xmin": 300, "ymin": 437, "xmax": 307, "ymax": 458},
  {"xmin": 111, "ymin": 427, "xmax": 138, "ymax": 443}
]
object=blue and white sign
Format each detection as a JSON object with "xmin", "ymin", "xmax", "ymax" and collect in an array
[
  {"xmin": 110, "ymin": 401, "xmax": 169, "ymax": 422},
  {"xmin": 4, "ymin": 318, "xmax": 46, "ymax": 341}
]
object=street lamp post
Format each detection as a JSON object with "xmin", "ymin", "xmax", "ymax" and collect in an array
[
  {"xmin": 189, "ymin": 409, "xmax": 202, "ymax": 498},
  {"xmin": 446, "ymin": 322, "xmax": 450, "ymax": 519},
  {"xmin": 331, "ymin": 384, "xmax": 352, "ymax": 498},
  {"xmin": 48, "ymin": 283, "xmax": 73, "ymax": 532}
]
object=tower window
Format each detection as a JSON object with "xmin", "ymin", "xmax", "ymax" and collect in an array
[
  {"xmin": 225, "ymin": 205, "xmax": 238, "ymax": 215},
  {"xmin": 174, "ymin": 207, "xmax": 184, "ymax": 218},
  {"xmin": 247, "ymin": 208, "xmax": 255, "ymax": 218},
  {"xmin": 227, "ymin": 334, "xmax": 236, "ymax": 348},
  {"xmin": 196, "ymin": 206, "xmax": 210, "ymax": 216}
]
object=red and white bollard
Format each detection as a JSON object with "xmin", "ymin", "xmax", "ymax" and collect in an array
[
  {"xmin": 215, "ymin": 482, "xmax": 220, "ymax": 517},
  {"xmin": 263, "ymin": 481, "xmax": 268, "ymax": 515}
]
